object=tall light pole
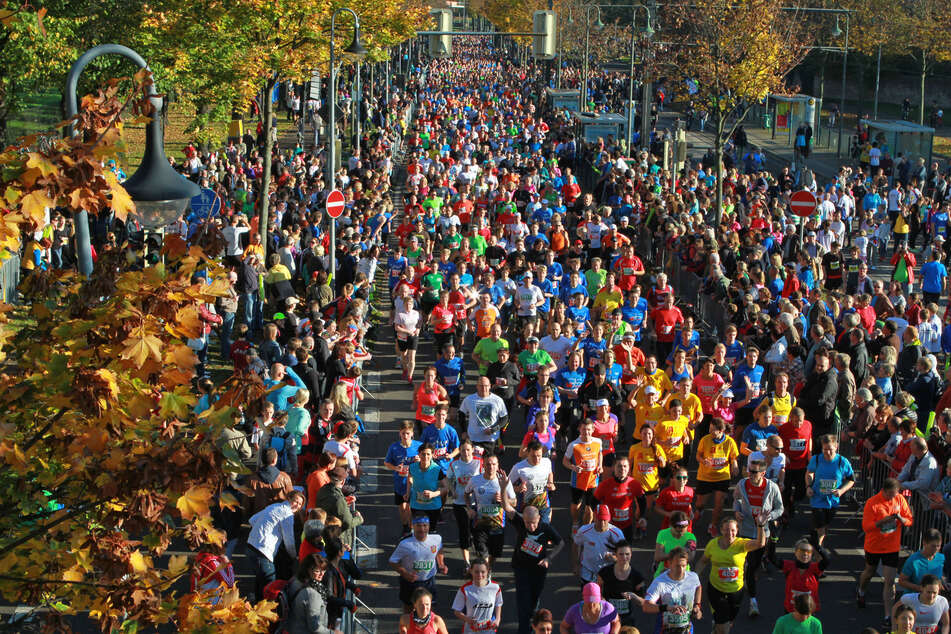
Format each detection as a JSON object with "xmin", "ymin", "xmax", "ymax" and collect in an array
[
  {"xmin": 579, "ymin": 4, "xmax": 604, "ymax": 112},
  {"xmin": 65, "ymin": 44, "xmax": 199, "ymax": 277},
  {"xmin": 326, "ymin": 8, "xmax": 367, "ymax": 280},
  {"xmin": 627, "ymin": 4, "xmax": 653, "ymax": 153},
  {"xmin": 836, "ymin": 9, "xmax": 849, "ymax": 158}
]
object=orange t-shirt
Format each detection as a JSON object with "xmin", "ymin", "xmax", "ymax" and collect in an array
[
  {"xmin": 569, "ymin": 438, "xmax": 602, "ymax": 490},
  {"xmin": 550, "ymin": 229, "xmax": 569, "ymax": 253},
  {"xmin": 306, "ymin": 469, "xmax": 331, "ymax": 510},
  {"xmin": 862, "ymin": 491, "xmax": 913, "ymax": 553},
  {"xmin": 473, "ymin": 307, "xmax": 499, "ymax": 339}
]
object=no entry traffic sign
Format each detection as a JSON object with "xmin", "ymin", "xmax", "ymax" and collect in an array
[
  {"xmin": 789, "ymin": 190, "xmax": 817, "ymax": 217},
  {"xmin": 325, "ymin": 189, "xmax": 345, "ymax": 219}
]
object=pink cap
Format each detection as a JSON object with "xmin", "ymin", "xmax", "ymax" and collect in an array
[{"xmin": 582, "ymin": 582, "xmax": 601, "ymax": 602}]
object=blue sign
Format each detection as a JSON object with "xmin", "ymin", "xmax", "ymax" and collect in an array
[{"xmin": 188, "ymin": 188, "xmax": 221, "ymax": 222}]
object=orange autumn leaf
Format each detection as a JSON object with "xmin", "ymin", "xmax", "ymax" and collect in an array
[
  {"xmin": 120, "ymin": 327, "xmax": 163, "ymax": 368},
  {"xmin": 176, "ymin": 485, "xmax": 213, "ymax": 520}
]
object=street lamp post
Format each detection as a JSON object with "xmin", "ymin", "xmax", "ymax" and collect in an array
[
  {"xmin": 836, "ymin": 10, "xmax": 849, "ymax": 158},
  {"xmin": 65, "ymin": 44, "xmax": 200, "ymax": 277},
  {"xmin": 579, "ymin": 4, "xmax": 604, "ymax": 112},
  {"xmin": 326, "ymin": 8, "xmax": 367, "ymax": 282},
  {"xmin": 627, "ymin": 4, "xmax": 653, "ymax": 153}
]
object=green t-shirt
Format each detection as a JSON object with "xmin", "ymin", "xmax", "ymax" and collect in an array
[
  {"xmin": 585, "ymin": 269, "xmax": 607, "ymax": 297},
  {"xmin": 518, "ymin": 349, "xmax": 553, "ymax": 378},
  {"xmin": 610, "ymin": 321, "xmax": 631, "ymax": 341},
  {"xmin": 423, "ymin": 272, "xmax": 444, "ymax": 301},
  {"xmin": 654, "ymin": 528, "xmax": 696, "ymax": 577},
  {"xmin": 469, "ymin": 234, "xmax": 488, "ymax": 256},
  {"xmin": 772, "ymin": 614, "xmax": 823, "ymax": 634},
  {"xmin": 422, "ymin": 197, "xmax": 443, "ymax": 213},
  {"xmin": 406, "ymin": 247, "xmax": 424, "ymax": 266},
  {"xmin": 473, "ymin": 337, "xmax": 509, "ymax": 373},
  {"xmin": 443, "ymin": 234, "xmax": 462, "ymax": 250}
]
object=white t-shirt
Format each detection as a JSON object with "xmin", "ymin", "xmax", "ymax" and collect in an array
[
  {"xmin": 388, "ymin": 534, "xmax": 443, "ymax": 582},
  {"xmin": 448, "ymin": 457, "xmax": 483, "ymax": 505},
  {"xmin": 900, "ymin": 592, "xmax": 948, "ymax": 634},
  {"xmin": 576, "ymin": 523, "xmax": 624, "ymax": 581},
  {"xmin": 222, "ymin": 225, "xmax": 250, "ymax": 256},
  {"xmin": 394, "ymin": 310, "xmax": 420, "ymax": 340},
  {"xmin": 460, "ymin": 393, "xmax": 508, "ymax": 443},
  {"xmin": 508, "ymin": 458, "xmax": 553, "ymax": 507},
  {"xmin": 870, "ymin": 147, "xmax": 882, "ymax": 166},
  {"xmin": 465, "ymin": 473, "xmax": 515, "ymax": 526},
  {"xmin": 324, "ymin": 439, "xmax": 357, "ymax": 472},
  {"xmin": 888, "ymin": 187, "xmax": 903, "ymax": 211},
  {"xmin": 451, "ymin": 581, "xmax": 503, "ymax": 634},
  {"xmin": 748, "ymin": 451, "xmax": 787, "ymax": 484},
  {"xmin": 515, "ymin": 284, "xmax": 544, "ymax": 316},
  {"xmin": 540, "ymin": 335, "xmax": 575, "ymax": 369},
  {"xmin": 645, "ymin": 570, "xmax": 703, "ymax": 631}
]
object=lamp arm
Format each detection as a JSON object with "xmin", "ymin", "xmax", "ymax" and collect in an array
[{"xmin": 65, "ymin": 44, "xmax": 154, "ymax": 137}]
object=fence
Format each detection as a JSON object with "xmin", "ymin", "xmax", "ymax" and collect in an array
[{"xmin": 0, "ymin": 254, "xmax": 20, "ymax": 305}]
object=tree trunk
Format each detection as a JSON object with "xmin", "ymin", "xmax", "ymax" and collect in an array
[
  {"xmin": 197, "ymin": 102, "xmax": 211, "ymax": 154},
  {"xmin": 258, "ymin": 77, "xmax": 277, "ymax": 260},
  {"xmin": 920, "ymin": 63, "xmax": 927, "ymax": 126}
]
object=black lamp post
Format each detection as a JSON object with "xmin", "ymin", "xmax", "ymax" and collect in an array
[{"xmin": 65, "ymin": 44, "xmax": 200, "ymax": 276}]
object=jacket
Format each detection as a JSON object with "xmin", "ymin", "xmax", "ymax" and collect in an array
[
  {"xmin": 897, "ymin": 342, "xmax": 923, "ymax": 387},
  {"xmin": 238, "ymin": 258, "xmax": 259, "ymax": 294},
  {"xmin": 217, "ymin": 426, "xmax": 255, "ymax": 469},
  {"xmin": 906, "ymin": 371, "xmax": 941, "ymax": 426},
  {"xmin": 247, "ymin": 465, "xmax": 294, "ymax": 515},
  {"xmin": 312, "ymin": 482, "xmax": 363, "ymax": 532},
  {"xmin": 799, "ymin": 369, "xmax": 838, "ymax": 433},
  {"xmin": 733, "ymin": 477, "xmax": 784, "ymax": 538},
  {"xmin": 285, "ymin": 577, "xmax": 335, "ymax": 634},
  {"xmin": 897, "ymin": 451, "xmax": 940, "ymax": 494}
]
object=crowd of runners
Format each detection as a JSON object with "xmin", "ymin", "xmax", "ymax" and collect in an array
[{"xmin": 24, "ymin": 34, "xmax": 951, "ymax": 634}]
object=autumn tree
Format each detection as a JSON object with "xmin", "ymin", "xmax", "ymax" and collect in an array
[
  {"xmin": 0, "ymin": 70, "xmax": 276, "ymax": 631},
  {"xmin": 894, "ymin": 0, "xmax": 951, "ymax": 125},
  {"xmin": 146, "ymin": 0, "xmax": 428, "ymax": 259},
  {"xmin": 662, "ymin": 0, "xmax": 809, "ymax": 222}
]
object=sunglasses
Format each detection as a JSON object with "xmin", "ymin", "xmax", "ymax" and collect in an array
[{"xmin": 674, "ymin": 475, "xmax": 688, "ymax": 480}]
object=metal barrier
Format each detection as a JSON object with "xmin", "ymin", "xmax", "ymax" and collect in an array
[{"xmin": 1, "ymin": 254, "xmax": 20, "ymax": 304}]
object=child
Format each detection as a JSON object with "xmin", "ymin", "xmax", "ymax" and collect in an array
[
  {"xmin": 769, "ymin": 537, "xmax": 830, "ymax": 614},
  {"xmin": 229, "ymin": 323, "xmax": 251, "ymax": 371},
  {"xmin": 876, "ymin": 363, "xmax": 895, "ymax": 404}
]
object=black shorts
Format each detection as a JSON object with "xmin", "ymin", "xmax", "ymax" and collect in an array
[
  {"xmin": 708, "ymin": 585, "xmax": 744, "ymax": 624},
  {"xmin": 397, "ymin": 335, "xmax": 418, "ymax": 351},
  {"xmin": 394, "ymin": 492, "xmax": 409, "ymax": 505},
  {"xmin": 570, "ymin": 487, "xmax": 597, "ymax": 507},
  {"xmin": 697, "ymin": 479, "xmax": 730, "ymax": 495},
  {"xmin": 471, "ymin": 526, "xmax": 505, "ymax": 558},
  {"xmin": 865, "ymin": 550, "xmax": 900, "ymax": 568},
  {"xmin": 811, "ymin": 507, "xmax": 837, "ymax": 528},
  {"xmin": 398, "ymin": 576, "xmax": 436, "ymax": 607},
  {"xmin": 453, "ymin": 504, "xmax": 473, "ymax": 549},
  {"xmin": 448, "ymin": 392, "xmax": 461, "ymax": 408}
]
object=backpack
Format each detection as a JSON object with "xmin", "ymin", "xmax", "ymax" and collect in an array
[
  {"xmin": 268, "ymin": 429, "xmax": 294, "ymax": 472},
  {"xmin": 263, "ymin": 578, "xmax": 305, "ymax": 634}
]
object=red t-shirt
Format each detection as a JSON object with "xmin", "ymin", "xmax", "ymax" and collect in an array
[
  {"xmin": 593, "ymin": 476, "xmax": 643, "ymax": 528},
  {"xmin": 614, "ymin": 256, "xmax": 645, "ymax": 291},
  {"xmin": 431, "ymin": 305, "xmax": 455, "ymax": 333},
  {"xmin": 779, "ymin": 420, "xmax": 812, "ymax": 470},
  {"xmin": 613, "ymin": 344, "xmax": 645, "ymax": 384},
  {"xmin": 744, "ymin": 479, "xmax": 768, "ymax": 521},
  {"xmin": 657, "ymin": 485, "xmax": 696, "ymax": 530},
  {"xmin": 650, "ymin": 307, "xmax": 684, "ymax": 343},
  {"xmin": 781, "ymin": 560, "xmax": 822, "ymax": 612},
  {"xmin": 693, "ymin": 373, "xmax": 726, "ymax": 414}
]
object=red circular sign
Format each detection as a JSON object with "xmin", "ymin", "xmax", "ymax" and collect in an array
[
  {"xmin": 325, "ymin": 189, "xmax": 345, "ymax": 219},
  {"xmin": 789, "ymin": 190, "xmax": 817, "ymax": 218}
]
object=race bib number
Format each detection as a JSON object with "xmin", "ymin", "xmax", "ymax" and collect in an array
[
  {"xmin": 478, "ymin": 504, "xmax": 502, "ymax": 517},
  {"xmin": 622, "ymin": 267, "xmax": 634, "ymax": 276},
  {"xmin": 662, "ymin": 325, "xmax": 673, "ymax": 334},
  {"xmin": 754, "ymin": 438, "xmax": 767, "ymax": 451},
  {"xmin": 790, "ymin": 439, "xmax": 806, "ymax": 451},
  {"xmin": 413, "ymin": 560, "xmax": 434, "ymax": 571},
  {"xmin": 581, "ymin": 459, "xmax": 597, "ymax": 471},
  {"xmin": 526, "ymin": 362, "xmax": 539, "ymax": 373},
  {"xmin": 416, "ymin": 491, "xmax": 430, "ymax": 504},
  {"xmin": 638, "ymin": 463, "xmax": 654, "ymax": 473},
  {"xmin": 663, "ymin": 609, "xmax": 690, "ymax": 627},
  {"xmin": 422, "ymin": 405, "xmax": 436, "ymax": 417},
  {"xmin": 612, "ymin": 506, "xmax": 630, "ymax": 522},
  {"xmin": 711, "ymin": 457, "xmax": 727, "ymax": 468},
  {"xmin": 880, "ymin": 517, "xmax": 898, "ymax": 534},
  {"xmin": 398, "ymin": 464, "xmax": 410, "ymax": 477},
  {"xmin": 774, "ymin": 415, "xmax": 788, "ymax": 424},
  {"xmin": 818, "ymin": 479, "xmax": 837, "ymax": 495},
  {"xmin": 444, "ymin": 374, "xmax": 459, "ymax": 386},
  {"xmin": 751, "ymin": 505, "xmax": 762, "ymax": 517},
  {"xmin": 717, "ymin": 566, "xmax": 740, "ymax": 581},
  {"xmin": 520, "ymin": 538, "xmax": 543, "ymax": 556},
  {"xmin": 791, "ymin": 589, "xmax": 812, "ymax": 599},
  {"xmin": 397, "ymin": 332, "xmax": 408, "ymax": 341},
  {"xmin": 494, "ymin": 377, "xmax": 508, "ymax": 387},
  {"xmin": 608, "ymin": 598, "xmax": 631, "ymax": 615},
  {"xmin": 434, "ymin": 447, "xmax": 447, "ymax": 458}
]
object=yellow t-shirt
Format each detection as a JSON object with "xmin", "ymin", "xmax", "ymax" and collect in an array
[
  {"xmin": 633, "ymin": 402, "xmax": 668, "ymax": 439},
  {"xmin": 705, "ymin": 537, "xmax": 751, "ymax": 593},
  {"xmin": 767, "ymin": 392, "xmax": 796, "ymax": 425},
  {"xmin": 628, "ymin": 443, "xmax": 666, "ymax": 493},
  {"xmin": 674, "ymin": 393, "xmax": 704, "ymax": 438},
  {"xmin": 696, "ymin": 434, "xmax": 739, "ymax": 482},
  {"xmin": 655, "ymin": 415, "xmax": 690, "ymax": 461},
  {"xmin": 634, "ymin": 370, "xmax": 674, "ymax": 403},
  {"xmin": 593, "ymin": 289, "xmax": 623, "ymax": 315}
]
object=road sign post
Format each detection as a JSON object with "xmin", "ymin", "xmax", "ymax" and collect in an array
[
  {"xmin": 789, "ymin": 189, "xmax": 817, "ymax": 244},
  {"xmin": 326, "ymin": 189, "xmax": 345, "ymax": 290}
]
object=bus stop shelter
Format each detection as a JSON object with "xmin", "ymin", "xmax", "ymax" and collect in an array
[
  {"xmin": 768, "ymin": 94, "xmax": 819, "ymax": 144},
  {"xmin": 544, "ymin": 88, "xmax": 580, "ymax": 112},
  {"xmin": 570, "ymin": 111, "xmax": 628, "ymax": 144},
  {"xmin": 860, "ymin": 119, "xmax": 935, "ymax": 166}
]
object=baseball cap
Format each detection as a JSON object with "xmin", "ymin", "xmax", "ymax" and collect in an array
[
  {"xmin": 721, "ymin": 389, "xmax": 734, "ymax": 399},
  {"xmin": 527, "ymin": 336, "xmax": 539, "ymax": 343},
  {"xmin": 596, "ymin": 505, "xmax": 611, "ymax": 521},
  {"xmin": 595, "ymin": 398, "xmax": 610, "ymax": 407},
  {"xmin": 644, "ymin": 385, "xmax": 659, "ymax": 395},
  {"xmin": 583, "ymin": 582, "xmax": 602, "ymax": 603}
]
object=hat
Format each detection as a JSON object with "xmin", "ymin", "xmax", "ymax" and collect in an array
[
  {"xmin": 937, "ymin": 235, "xmax": 946, "ymax": 242},
  {"xmin": 526, "ymin": 336, "xmax": 540, "ymax": 343},
  {"xmin": 620, "ymin": 216, "xmax": 630, "ymax": 223},
  {"xmin": 273, "ymin": 312, "xmax": 286, "ymax": 320},
  {"xmin": 807, "ymin": 231, "xmax": 817, "ymax": 237},
  {"xmin": 595, "ymin": 398, "xmax": 610, "ymax": 407},
  {"xmin": 622, "ymin": 332, "xmax": 635, "ymax": 340},
  {"xmin": 721, "ymin": 389, "xmax": 734, "ymax": 399},
  {"xmin": 286, "ymin": 296, "xmax": 300, "ymax": 306},
  {"xmin": 596, "ymin": 505, "xmax": 612, "ymax": 521},
  {"xmin": 303, "ymin": 519, "xmax": 325, "ymax": 540},
  {"xmin": 583, "ymin": 582, "xmax": 602, "ymax": 602},
  {"xmin": 644, "ymin": 385, "xmax": 659, "ymax": 395},
  {"xmin": 574, "ymin": 239, "xmax": 584, "ymax": 246},
  {"xmin": 411, "ymin": 514, "xmax": 431, "ymax": 525}
]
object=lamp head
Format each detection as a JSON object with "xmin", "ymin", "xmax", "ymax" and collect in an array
[
  {"xmin": 345, "ymin": 25, "xmax": 368, "ymax": 57},
  {"xmin": 831, "ymin": 15, "xmax": 842, "ymax": 38},
  {"xmin": 122, "ymin": 94, "xmax": 200, "ymax": 229},
  {"xmin": 594, "ymin": 16, "xmax": 605, "ymax": 30}
]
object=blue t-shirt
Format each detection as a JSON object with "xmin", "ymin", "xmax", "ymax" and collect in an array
[
  {"xmin": 435, "ymin": 356, "xmax": 465, "ymax": 396},
  {"xmin": 741, "ymin": 424, "xmax": 779, "ymax": 453},
  {"xmin": 387, "ymin": 255, "xmax": 407, "ymax": 288},
  {"xmin": 566, "ymin": 305, "xmax": 591, "ymax": 336},
  {"xmin": 731, "ymin": 362, "xmax": 765, "ymax": 408},
  {"xmin": 561, "ymin": 283, "xmax": 589, "ymax": 305},
  {"xmin": 408, "ymin": 462, "xmax": 445, "ymax": 511},
  {"xmin": 806, "ymin": 453, "xmax": 854, "ymax": 509},
  {"xmin": 537, "ymin": 279, "xmax": 555, "ymax": 313},
  {"xmin": 620, "ymin": 297, "xmax": 648, "ymax": 340},
  {"xmin": 580, "ymin": 337, "xmax": 608, "ymax": 371},
  {"xmin": 921, "ymin": 260, "xmax": 948, "ymax": 294},
  {"xmin": 902, "ymin": 551, "xmax": 945, "ymax": 585},
  {"xmin": 557, "ymin": 368, "xmax": 587, "ymax": 398},
  {"xmin": 605, "ymin": 362, "xmax": 622, "ymax": 386},
  {"xmin": 724, "ymin": 341, "xmax": 745, "ymax": 367},
  {"xmin": 384, "ymin": 440, "xmax": 422, "ymax": 496},
  {"xmin": 420, "ymin": 425, "xmax": 459, "ymax": 471}
]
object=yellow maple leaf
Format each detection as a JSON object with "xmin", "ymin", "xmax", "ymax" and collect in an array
[
  {"xmin": 176, "ymin": 484, "xmax": 213, "ymax": 520},
  {"xmin": 26, "ymin": 152, "xmax": 57, "ymax": 178},
  {"xmin": 3, "ymin": 186, "xmax": 19, "ymax": 205},
  {"xmin": 219, "ymin": 492, "xmax": 240, "ymax": 511},
  {"xmin": 167, "ymin": 554, "xmax": 189, "ymax": 578},
  {"xmin": 129, "ymin": 550, "xmax": 150, "ymax": 575},
  {"xmin": 62, "ymin": 566, "xmax": 84, "ymax": 583},
  {"xmin": 164, "ymin": 343, "xmax": 197, "ymax": 370},
  {"xmin": 172, "ymin": 305, "xmax": 203, "ymax": 340},
  {"xmin": 19, "ymin": 190, "xmax": 55, "ymax": 227},
  {"xmin": 120, "ymin": 328, "xmax": 163, "ymax": 368},
  {"xmin": 105, "ymin": 171, "xmax": 135, "ymax": 221}
]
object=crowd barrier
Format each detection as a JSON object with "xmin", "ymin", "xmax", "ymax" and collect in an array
[{"xmin": 1, "ymin": 254, "xmax": 20, "ymax": 304}]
